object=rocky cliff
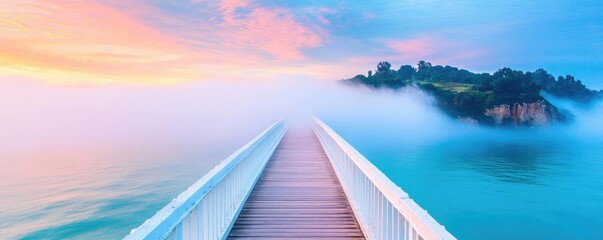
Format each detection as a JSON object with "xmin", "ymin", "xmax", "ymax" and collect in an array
[{"xmin": 484, "ymin": 100, "xmax": 559, "ymax": 126}]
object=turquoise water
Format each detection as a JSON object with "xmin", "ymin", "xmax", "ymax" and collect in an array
[
  {"xmin": 0, "ymin": 80, "xmax": 287, "ymax": 239},
  {"xmin": 3, "ymin": 119, "xmax": 602, "ymax": 239},
  {"xmin": 326, "ymin": 120, "xmax": 603, "ymax": 240},
  {"xmin": 2, "ymin": 79, "xmax": 602, "ymax": 239},
  {"xmin": 0, "ymin": 122, "xmax": 281, "ymax": 239},
  {"xmin": 3, "ymin": 117, "xmax": 602, "ymax": 240},
  {"xmin": 0, "ymin": 130, "xmax": 265, "ymax": 239}
]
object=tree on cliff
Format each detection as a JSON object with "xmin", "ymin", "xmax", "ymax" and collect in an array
[
  {"xmin": 376, "ymin": 62, "xmax": 392, "ymax": 73},
  {"xmin": 491, "ymin": 68, "xmax": 540, "ymax": 95},
  {"xmin": 344, "ymin": 60, "xmax": 602, "ymax": 126},
  {"xmin": 546, "ymin": 75, "xmax": 599, "ymax": 102},
  {"xmin": 528, "ymin": 68, "xmax": 556, "ymax": 87},
  {"xmin": 348, "ymin": 62, "xmax": 404, "ymax": 88},
  {"xmin": 397, "ymin": 65, "xmax": 416, "ymax": 81},
  {"xmin": 347, "ymin": 60, "xmax": 600, "ymax": 103}
]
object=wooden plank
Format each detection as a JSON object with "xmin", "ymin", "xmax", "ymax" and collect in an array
[
  {"xmin": 227, "ymin": 127, "xmax": 365, "ymax": 239},
  {"xmin": 228, "ymin": 232, "xmax": 365, "ymax": 237},
  {"xmin": 232, "ymin": 224, "xmax": 361, "ymax": 229},
  {"xmin": 229, "ymin": 238, "xmax": 365, "ymax": 240}
]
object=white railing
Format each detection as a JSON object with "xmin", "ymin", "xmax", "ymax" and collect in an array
[
  {"xmin": 124, "ymin": 119, "xmax": 287, "ymax": 240},
  {"xmin": 312, "ymin": 117, "xmax": 456, "ymax": 240}
]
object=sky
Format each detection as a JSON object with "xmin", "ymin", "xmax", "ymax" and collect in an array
[{"xmin": 1, "ymin": 0, "xmax": 602, "ymax": 87}]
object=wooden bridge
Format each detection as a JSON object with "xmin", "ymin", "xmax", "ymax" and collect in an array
[
  {"xmin": 124, "ymin": 118, "xmax": 456, "ymax": 240},
  {"xmin": 228, "ymin": 128, "xmax": 364, "ymax": 239}
]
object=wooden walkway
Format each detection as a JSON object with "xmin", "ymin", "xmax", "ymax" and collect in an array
[{"xmin": 228, "ymin": 127, "xmax": 365, "ymax": 239}]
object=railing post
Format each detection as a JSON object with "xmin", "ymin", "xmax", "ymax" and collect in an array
[
  {"xmin": 311, "ymin": 117, "xmax": 456, "ymax": 240},
  {"xmin": 124, "ymin": 119, "xmax": 286, "ymax": 240}
]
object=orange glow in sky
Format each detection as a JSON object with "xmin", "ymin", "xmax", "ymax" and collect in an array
[
  {"xmin": 2, "ymin": 1, "xmax": 601, "ymax": 85},
  {"xmin": 0, "ymin": 1, "xmax": 339, "ymax": 84}
]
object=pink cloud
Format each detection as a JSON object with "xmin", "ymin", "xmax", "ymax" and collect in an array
[
  {"xmin": 0, "ymin": 0, "xmax": 332, "ymax": 83},
  {"xmin": 0, "ymin": 0, "xmax": 202, "ymax": 83},
  {"xmin": 345, "ymin": 35, "xmax": 489, "ymax": 75},
  {"xmin": 313, "ymin": 7, "xmax": 338, "ymax": 26},
  {"xmin": 219, "ymin": 0, "xmax": 250, "ymax": 23},
  {"xmin": 108, "ymin": 1, "xmax": 328, "ymax": 62},
  {"xmin": 383, "ymin": 37, "xmax": 436, "ymax": 61},
  {"xmin": 380, "ymin": 36, "xmax": 488, "ymax": 67},
  {"xmin": 0, "ymin": 1, "xmax": 500, "ymax": 84},
  {"xmin": 225, "ymin": 7, "xmax": 325, "ymax": 60},
  {"xmin": 317, "ymin": 15, "xmax": 330, "ymax": 25}
]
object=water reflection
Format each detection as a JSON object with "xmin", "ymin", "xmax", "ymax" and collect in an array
[
  {"xmin": 0, "ymin": 80, "xmax": 285, "ymax": 239},
  {"xmin": 439, "ymin": 134, "xmax": 568, "ymax": 185},
  {"xmin": 330, "ymin": 121, "xmax": 603, "ymax": 240},
  {"xmin": 0, "ymin": 138, "xmax": 265, "ymax": 239}
]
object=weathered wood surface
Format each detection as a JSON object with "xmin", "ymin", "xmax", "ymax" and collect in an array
[{"xmin": 228, "ymin": 127, "xmax": 365, "ymax": 239}]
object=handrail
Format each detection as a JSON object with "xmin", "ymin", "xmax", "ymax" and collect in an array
[
  {"xmin": 124, "ymin": 119, "xmax": 287, "ymax": 240},
  {"xmin": 312, "ymin": 117, "xmax": 456, "ymax": 240}
]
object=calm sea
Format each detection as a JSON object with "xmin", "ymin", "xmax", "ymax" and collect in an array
[
  {"xmin": 327, "ymin": 119, "xmax": 603, "ymax": 240},
  {"xmin": 4, "ymin": 119, "xmax": 602, "ymax": 239},
  {"xmin": 0, "ymin": 80, "xmax": 287, "ymax": 239},
  {"xmin": 0, "ymin": 124, "xmax": 274, "ymax": 239},
  {"xmin": 1, "ymin": 81, "xmax": 602, "ymax": 239}
]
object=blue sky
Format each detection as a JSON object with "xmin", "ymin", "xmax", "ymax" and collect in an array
[{"xmin": 1, "ymin": 0, "xmax": 601, "ymax": 87}]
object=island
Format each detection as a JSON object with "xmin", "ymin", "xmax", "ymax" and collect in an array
[{"xmin": 345, "ymin": 61, "xmax": 602, "ymax": 127}]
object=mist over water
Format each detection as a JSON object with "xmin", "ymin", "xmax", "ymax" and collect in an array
[
  {"xmin": 321, "ymin": 90, "xmax": 603, "ymax": 239},
  {"xmin": 0, "ymin": 78, "xmax": 291, "ymax": 239},
  {"xmin": 1, "ymin": 77, "xmax": 602, "ymax": 239}
]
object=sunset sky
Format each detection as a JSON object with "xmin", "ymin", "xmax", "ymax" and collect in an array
[{"xmin": 1, "ymin": 0, "xmax": 602, "ymax": 86}]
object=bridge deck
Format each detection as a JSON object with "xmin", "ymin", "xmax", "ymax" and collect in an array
[{"xmin": 228, "ymin": 127, "xmax": 365, "ymax": 239}]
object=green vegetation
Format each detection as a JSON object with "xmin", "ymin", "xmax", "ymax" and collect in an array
[{"xmin": 345, "ymin": 61, "xmax": 602, "ymax": 126}]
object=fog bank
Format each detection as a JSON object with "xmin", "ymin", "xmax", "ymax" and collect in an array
[
  {"xmin": 2, "ymin": 76, "xmax": 602, "ymax": 239},
  {"xmin": 2, "ymin": 77, "xmax": 602, "ymax": 163}
]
